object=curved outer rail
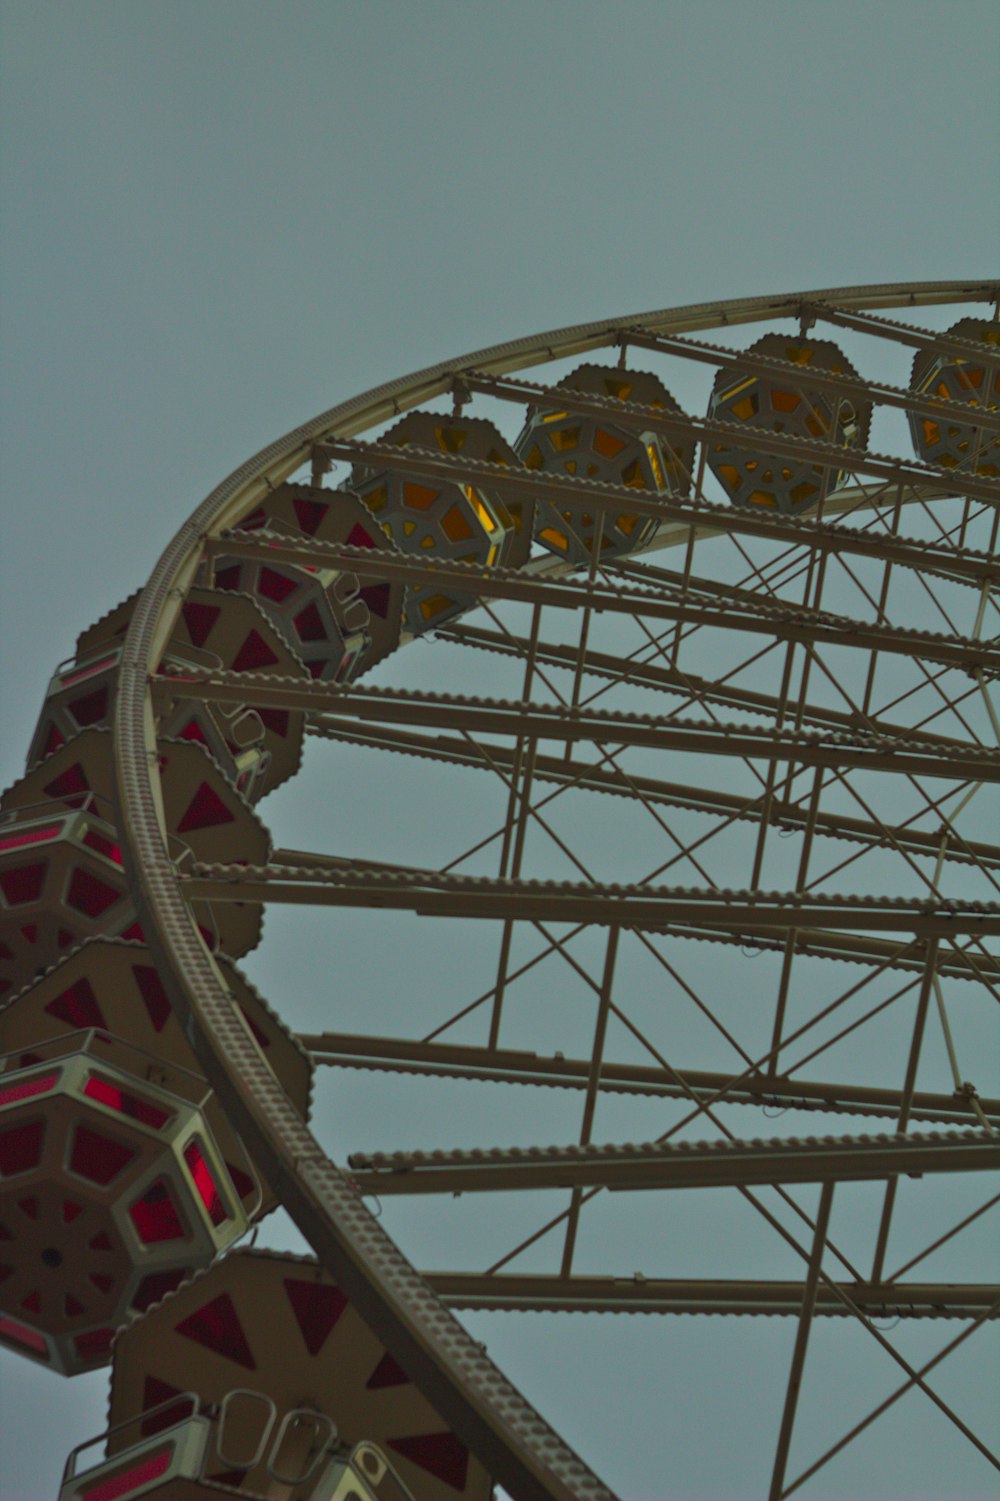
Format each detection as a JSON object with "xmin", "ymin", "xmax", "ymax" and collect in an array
[{"xmin": 111, "ymin": 280, "xmax": 998, "ymax": 1501}]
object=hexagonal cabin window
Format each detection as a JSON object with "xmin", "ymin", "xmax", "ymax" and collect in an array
[
  {"xmin": 0, "ymin": 1031, "xmax": 249, "ymax": 1374},
  {"xmin": 351, "ymin": 411, "xmax": 531, "ymax": 634},
  {"xmin": 908, "ymin": 318, "xmax": 1000, "ymax": 477},
  {"xmin": 212, "ymin": 485, "xmax": 404, "ymax": 681},
  {"xmin": 516, "ymin": 363, "xmax": 693, "ymax": 563},
  {"xmin": 706, "ymin": 334, "xmax": 872, "ymax": 515}
]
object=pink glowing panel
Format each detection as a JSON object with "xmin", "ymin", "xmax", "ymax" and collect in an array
[
  {"xmin": 84, "ymin": 1076, "xmax": 171, "ymax": 1131},
  {"xmin": 0, "ymin": 1073, "xmax": 58, "ymax": 1108},
  {"xmin": 59, "ymin": 655, "xmax": 117, "ymax": 690},
  {"xmin": 0, "ymin": 1315, "xmax": 48, "ymax": 1355},
  {"xmin": 80, "ymin": 1447, "xmax": 172, "ymax": 1501},
  {"xmin": 81, "ymin": 829, "xmax": 123, "ymax": 864},
  {"xmin": 182, "ymin": 1140, "xmax": 228, "ymax": 1227},
  {"xmin": 129, "ymin": 1179, "xmax": 186, "ymax": 1244},
  {"xmin": 0, "ymin": 825, "xmax": 62, "ymax": 854}
]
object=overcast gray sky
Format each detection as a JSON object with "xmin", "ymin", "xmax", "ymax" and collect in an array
[{"xmin": 1, "ymin": 3, "xmax": 998, "ymax": 1499}]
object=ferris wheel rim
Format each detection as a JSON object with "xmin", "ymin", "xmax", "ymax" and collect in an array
[{"xmin": 109, "ymin": 279, "xmax": 999, "ymax": 1501}]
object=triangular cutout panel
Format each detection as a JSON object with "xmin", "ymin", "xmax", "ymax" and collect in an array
[
  {"xmin": 141, "ymin": 1375, "xmax": 190, "ymax": 1437},
  {"xmin": 293, "ymin": 602, "xmax": 327, "ymax": 643},
  {"xmin": 181, "ymin": 602, "xmax": 221, "ymax": 649},
  {"xmin": 388, "ymin": 1432, "xmax": 469, "ymax": 1492},
  {"xmin": 225, "ymin": 1159, "xmax": 255, "ymax": 1200},
  {"xmin": 366, "ymin": 1350, "xmax": 410, "ymax": 1390},
  {"xmin": 257, "ymin": 708, "xmax": 290, "ymax": 738},
  {"xmin": 282, "ymin": 1278, "xmax": 348, "ymax": 1357},
  {"xmin": 293, "ymin": 496, "xmax": 329, "ymax": 535},
  {"xmin": 45, "ymin": 977, "xmax": 106, "ymax": 1029},
  {"xmin": 175, "ymin": 1293, "xmax": 256, "ymax": 1369},
  {"xmin": 42, "ymin": 723, "xmax": 65, "ymax": 757},
  {"xmin": 42, "ymin": 763, "xmax": 90, "ymax": 803},
  {"xmin": 232, "ymin": 630, "xmax": 280, "ymax": 672},
  {"xmin": 346, "ymin": 521, "xmax": 378, "ymax": 550},
  {"xmin": 176, "ymin": 782, "xmax": 236, "ymax": 834},
  {"xmin": 257, "ymin": 568, "xmax": 299, "ymax": 605},
  {"xmin": 359, "ymin": 582, "xmax": 391, "ymax": 619}
]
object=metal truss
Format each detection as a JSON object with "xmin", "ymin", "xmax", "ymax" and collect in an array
[
  {"xmin": 211, "ymin": 490, "xmax": 1000, "ymax": 588},
  {"xmin": 185, "ymin": 862, "xmax": 1000, "ymax": 941},
  {"xmin": 426, "ymin": 1273, "xmax": 1000, "ymax": 1320},
  {"xmin": 161, "ymin": 670, "xmax": 1000, "ymax": 780},
  {"xmin": 610, "ymin": 328, "xmax": 1000, "ymax": 433},
  {"xmin": 304, "ymin": 719, "xmax": 1000, "ymax": 874},
  {"xmin": 347, "ymin": 1127, "xmax": 1000, "ymax": 1194},
  {"xmin": 108, "ymin": 282, "xmax": 1000, "ymax": 1501},
  {"xmin": 301, "ymin": 1031, "xmax": 1000, "ymax": 1126}
]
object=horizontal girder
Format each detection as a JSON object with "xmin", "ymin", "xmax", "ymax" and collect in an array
[
  {"xmin": 306, "ymin": 447, "xmax": 1000, "ymax": 588},
  {"xmin": 160, "ymin": 669, "xmax": 999, "ymax": 780},
  {"xmin": 301, "ymin": 1031, "xmax": 1000, "ymax": 1127},
  {"xmin": 348, "ymin": 1127, "xmax": 1000, "ymax": 1195},
  {"xmin": 603, "ymin": 329, "xmax": 1000, "ymax": 435},
  {"xmin": 182, "ymin": 862, "xmax": 1000, "ymax": 938},
  {"xmin": 207, "ymin": 533, "xmax": 999, "ymax": 670},
  {"xmin": 306, "ymin": 717, "xmax": 1000, "ymax": 872},
  {"xmin": 665, "ymin": 922, "xmax": 995, "ymax": 982},
  {"xmin": 425, "ymin": 1273, "xmax": 1000, "ymax": 1319},
  {"xmin": 445, "ymin": 622, "xmax": 976, "ymax": 748},
  {"xmin": 318, "ymin": 422, "xmax": 1000, "ymax": 517},
  {"xmin": 803, "ymin": 301, "xmax": 1000, "ymax": 361}
]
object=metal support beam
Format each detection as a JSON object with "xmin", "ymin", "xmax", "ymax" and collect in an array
[
  {"xmin": 318, "ymin": 412, "xmax": 1000, "ymax": 508},
  {"xmin": 802, "ymin": 301, "xmax": 1000, "ymax": 362},
  {"xmin": 665, "ymin": 923, "xmax": 994, "ymax": 983},
  {"xmin": 306, "ymin": 718, "xmax": 1000, "ymax": 875},
  {"xmin": 488, "ymin": 602, "xmax": 543, "ymax": 1049},
  {"xmin": 782, "ymin": 1299, "xmax": 1000, "ymax": 1495},
  {"xmin": 871, "ymin": 940, "xmax": 941, "ymax": 1283},
  {"xmin": 560, "ymin": 926, "xmax": 619, "ymax": 1276},
  {"xmin": 769, "ymin": 1183, "xmax": 835, "ymax": 1501},
  {"xmin": 606, "ymin": 329, "xmax": 1000, "ymax": 435},
  {"xmin": 301, "ymin": 1031, "xmax": 1000, "ymax": 1126},
  {"xmin": 159, "ymin": 669, "xmax": 999, "ymax": 780},
  {"xmin": 424, "ymin": 1273, "xmax": 1000, "ymax": 1319},
  {"xmin": 202, "ymin": 534, "xmax": 999, "ymax": 669},
  {"xmin": 246, "ymin": 464, "xmax": 1000, "ymax": 590},
  {"xmin": 444, "ymin": 621, "xmax": 976, "ymax": 748},
  {"xmin": 347, "ymin": 1128, "xmax": 1000, "ymax": 1196},
  {"xmin": 182, "ymin": 862, "xmax": 1000, "ymax": 939}
]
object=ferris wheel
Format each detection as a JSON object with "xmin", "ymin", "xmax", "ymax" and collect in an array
[{"xmin": 1, "ymin": 281, "xmax": 998, "ymax": 1501}]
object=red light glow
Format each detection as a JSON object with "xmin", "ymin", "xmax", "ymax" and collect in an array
[
  {"xmin": 0, "ymin": 825, "xmax": 62, "ymax": 854},
  {"xmin": 0, "ymin": 1315, "xmax": 48, "ymax": 1355},
  {"xmin": 59, "ymin": 656, "xmax": 117, "ymax": 690},
  {"xmin": 80, "ymin": 1447, "xmax": 172, "ymax": 1501},
  {"xmin": 0, "ymin": 1073, "xmax": 58, "ymax": 1107},
  {"xmin": 81, "ymin": 830, "xmax": 123, "ymax": 864},
  {"xmin": 84, "ymin": 1075, "xmax": 171, "ymax": 1130},
  {"xmin": 129, "ymin": 1179, "xmax": 186, "ymax": 1244},
  {"xmin": 182, "ymin": 1140, "xmax": 228, "ymax": 1226}
]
